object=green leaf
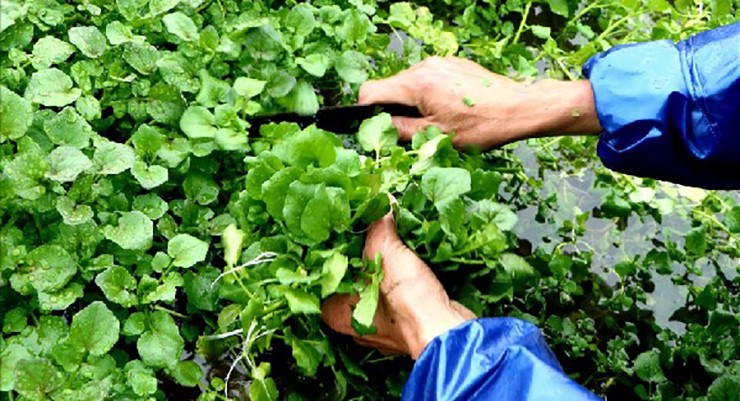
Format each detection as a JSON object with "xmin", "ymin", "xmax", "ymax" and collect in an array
[
  {"xmin": 357, "ymin": 113, "xmax": 398, "ymax": 156},
  {"xmin": 75, "ymin": 95, "xmax": 101, "ymax": 120},
  {"xmin": 44, "ymin": 107, "xmax": 93, "ymax": 149},
  {"xmin": 300, "ymin": 185, "xmax": 351, "ymax": 243},
  {"xmin": 125, "ymin": 360, "xmax": 158, "ymax": 396},
  {"xmin": 281, "ymin": 81, "xmax": 319, "ymax": 116},
  {"xmin": 421, "ymin": 167, "xmax": 471, "ymax": 206},
  {"xmin": 150, "ymin": 0, "xmax": 180, "ymax": 16},
  {"xmin": 183, "ymin": 172, "xmax": 219, "ymax": 205},
  {"xmin": 183, "ymin": 268, "xmax": 219, "ymax": 311},
  {"xmin": 196, "ymin": 69, "xmax": 230, "ymax": 107},
  {"xmin": 132, "ymin": 161, "xmax": 169, "ymax": 189},
  {"xmin": 103, "ymin": 211, "xmax": 154, "ymax": 250},
  {"xmin": 0, "ymin": 86, "xmax": 33, "ymax": 142},
  {"xmin": 634, "ymin": 350, "xmax": 665, "ymax": 382},
  {"xmin": 96, "ymin": 266, "xmax": 138, "ymax": 307},
  {"xmin": 38, "ymin": 282, "xmax": 84, "ymax": 311},
  {"xmin": 21, "ymin": 245, "xmax": 77, "ymax": 293},
  {"xmin": 70, "ymin": 301, "xmax": 120, "ymax": 355},
  {"xmin": 222, "ymin": 224, "xmax": 245, "ymax": 268},
  {"xmin": 233, "ymin": 77, "xmax": 267, "ymax": 98},
  {"xmin": 180, "ymin": 106, "xmax": 218, "ymax": 138},
  {"xmin": 163, "ymin": 12, "xmax": 199, "ymax": 42},
  {"xmin": 531, "ymin": 25, "xmax": 551, "ymax": 39},
  {"xmin": 170, "ymin": 360, "xmax": 202, "ymax": 387},
  {"xmin": 0, "ymin": 343, "xmax": 32, "ymax": 391},
  {"xmin": 724, "ymin": 206, "xmax": 740, "ymax": 233},
  {"xmin": 284, "ymin": 288, "xmax": 321, "ymax": 314},
  {"xmin": 289, "ymin": 337, "xmax": 323, "ymax": 376},
  {"xmin": 14, "ymin": 359, "xmax": 63, "ymax": 400},
  {"xmin": 708, "ymin": 374, "xmax": 740, "ymax": 401},
  {"xmin": 133, "ymin": 193, "xmax": 169, "ymax": 220},
  {"xmin": 337, "ymin": 9, "xmax": 374, "ymax": 45},
  {"xmin": 685, "ymin": 226, "xmax": 708, "ymax": 256},
  {"xmin": 137, "ymin": 310, "xmax": 184, "ymax": 369},
  {"xmin": 168, "ymin": 234, "xmax": 209, "ymax": 268},
  {"xmin": 296, "ymin": 54, "xmax": 330, "ymax": 77},
  {"xmin": 272, "ymin": 128, "xmax": 337, "ymax": 168},
  {"xmin": 285, "ymin": 3, "xmax": 316, "ymax": 36},
  {"xmin": 68, "ymin": 26, "xmax": 108, "ymax": 58},
  {"xmin": 547, "ymin": 0, "xmax": 570, "ymax": 17},
  {"xmin": 123, "ymin": 312, "xmax": 147, "ymax": 336},
  {"xmin": 105, "ymin": 21, "xmax": 146, "ymax": 45},
  {"xmin": 335, "ymin": 50, "xmax": 369, "ymax": 84},
  {"xmin": 93, "ymin": 140, "xmax": 136, "ymax": 175},
  {"xmin": 131, "ymin": 124, "xmax": 166, "ymax": 156},
  {"xmin": 31, "ymin": 36, "xmax": 75, "ymax": 69},
  {"xmin": 500, "ymin": 253, "xmax": 535, "ymax": 282},
  {"xmin": 2, "ymin": 307, "xmax": 27, "ymax": 334},
  {"xmin": 320, "ymin": 252, "xmax": 348, "ymax": 297},
  {"xmin": 352, "ymin": 255, "xmax": 382, "ymax": 330},
  {"xmin": 263, "ymin": 167, "xmax": 302, "ymax": 219},
  {"xmin": 46, "ymin": 146, "xmax": 92, "ymax": 182},
  {"xmin": 25, "ymin": 68, "xmax": 82, "ymax": 107},
  {"xmin": 214, "ymin": 128, "xmax": 248, "ymax": 151},
  {"xmin": 123, "ymin": 42, "xmax": 160, "ymax": 75}
]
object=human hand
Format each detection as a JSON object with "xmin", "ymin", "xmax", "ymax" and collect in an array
[
  {"xmin": 321, "ymin": 210, "xmax": 475, "ymax": 359},
  {"xmin": 359, "ymin": 56, "xmax": 602, "ymax": 149}
]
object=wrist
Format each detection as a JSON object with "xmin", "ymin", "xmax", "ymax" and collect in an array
[
  {"xmin": 404, "ymin": 304, "xmax": 474, "ymax": 359},
  {"xmin": 517, "ymin": 79, "xmax": 602, "ymax": 140}
]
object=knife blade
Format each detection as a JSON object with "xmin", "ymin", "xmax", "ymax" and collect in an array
[{"xmin": 247, "ymin": 103, "xmax": 422, "ymax": 136}]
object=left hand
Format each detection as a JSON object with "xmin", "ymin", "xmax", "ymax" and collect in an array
[{"xmin": 321, "ymin": 210, "xmax": 476, "ymax": 359}]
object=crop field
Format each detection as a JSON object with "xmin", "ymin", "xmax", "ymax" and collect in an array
[{"xmin": 0, "ymin": 0, "xmax": 738, "ymax": 400}]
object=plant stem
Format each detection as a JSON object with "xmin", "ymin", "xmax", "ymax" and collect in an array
[
  {"xmin": 154, "ymin": 305, "xmax": 189, "ymax": 319},
  {"xmin": 512, "ymin": 1, "xmax": 533, "ymax": 45}
]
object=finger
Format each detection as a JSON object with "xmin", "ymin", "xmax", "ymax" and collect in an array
[
  {"xmin": 363, "ymin": 212, "xmax": 401, "ymax": 261},
  {"xmin": 321, "ymin": 294, "xmax": 360, "ymax": 336},
  {"xmin": 392, "ymin": 117, "xmax": 434, "ymax": 141},
  {"xmin": 358, "ymin": 75, "xmax": 416, "ymax": 106}
]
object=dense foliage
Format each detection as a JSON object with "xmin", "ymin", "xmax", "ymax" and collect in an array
[{"xmin": 1, "ymin": 0, "xmax": 738, "ymax": 400}]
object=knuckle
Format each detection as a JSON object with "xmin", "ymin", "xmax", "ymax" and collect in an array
[{"xmin": 423, "ymin": 56, "xmax": 444, "ymax": 68}]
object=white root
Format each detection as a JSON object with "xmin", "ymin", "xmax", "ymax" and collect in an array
[{"xmin": 211, "ymin": 251, "xmax": 278, "ymax": 289}]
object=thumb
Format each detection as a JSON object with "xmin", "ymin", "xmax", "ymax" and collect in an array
[{"xmin": 392, "ymin": 116, "xmax": 433, "ymax": 141}]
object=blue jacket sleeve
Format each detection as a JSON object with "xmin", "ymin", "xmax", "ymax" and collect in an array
[
  {"xmin": 402, "ymin": 318, "xmax": 601, "ymax": 401},
  {"xmin": 582, "ymin": 22, "xmax": 740, "ymax": 190}
]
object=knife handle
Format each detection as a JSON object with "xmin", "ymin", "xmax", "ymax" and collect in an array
[{"xmin": 375, "ymin": 103, "xmax": 423, "ymax": 118}]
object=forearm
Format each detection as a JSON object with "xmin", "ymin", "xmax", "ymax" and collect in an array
[{"xmin": 505, "ymin": 80, "xmax": 602, "ymax": 143}]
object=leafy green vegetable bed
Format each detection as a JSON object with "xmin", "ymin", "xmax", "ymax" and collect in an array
[{"xmin": 1, "ymin": 1, "xmax": 738, "ymax": 401}]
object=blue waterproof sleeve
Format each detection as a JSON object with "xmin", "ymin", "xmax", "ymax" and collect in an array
[
  {"xmin": 402, "ymin": 318, "xmax": 601, "ymax": 401},
  {"xmin": 583, "ymin": 22, "xmax": 740, "ymax": 190}
]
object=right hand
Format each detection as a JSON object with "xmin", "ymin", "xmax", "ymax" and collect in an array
[{"xmin": 359, "ymin": 57, "xmax": 602, "ymax": 150}]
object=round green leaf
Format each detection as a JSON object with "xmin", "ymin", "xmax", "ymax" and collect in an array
[
  {"xmin": 0, "ymin": 85, "xmax": 33, "ymax": 142},
  {"xmin": 93, "ymin": 140, "xmax": 136, "ymax": 175},
  {"xmin": 163, "ymin": 12, "xmax": 199, "ymax": 42},
  {"xmin": 24, "ymin": 68, "xmax": 82, "ymax": 107},
  {"xmin": 168, "ymin": 234, "xmax": 208, "ymax": 268},
  {"xmin": 68, "ymin": 26, "xmax": 108, "ymax": 58},
  {"xmin": 137, "ymin": 311, "xmax": 184, "ymax": 369},
  {"xmin": 103, "ymin": 211, "xmax": 154, "ymax": 250},
  {"xmin": 180, "ymin": 106, "xmax": 218, "ymax": 138},
  {"xmin": 70, "ymin": 301, "xmax": 120, "ymax": 356},
  {"xmin": 46, "ymin": 146, "xmax": 92, "ymax": 182}
]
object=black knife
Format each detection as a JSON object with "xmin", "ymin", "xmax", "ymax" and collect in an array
[{"xmin": 247, "ymin": 103, "xmax": 422, "ymax": 136}]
